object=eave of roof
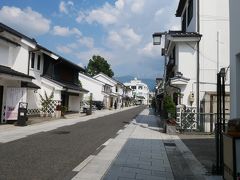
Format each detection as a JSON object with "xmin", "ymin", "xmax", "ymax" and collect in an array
[
  {"xmin": 176, "ymin": 0, "xmax": 187, "ymax": 17},
  {"xmin": 0, "ymin": 23, "xmax": 37, "ymax": 44},
  {"xmin": 43, "ymin": 76, "xmax": 88, "ymax": 93},
  {"xmin": 37, "ymin": 44, "xmax": 85, "ymax": 72},
  {"xmin": 168, "ymin": 31, "xmax": 202, "ymax": 38},
  {"xmin": 0, "ymin": 65, "xmax": 34, "ymax": 79}
]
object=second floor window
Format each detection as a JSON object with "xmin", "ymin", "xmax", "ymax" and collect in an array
[
  {"xmin": 31, "ymin": 52, "xmax": 35, "ymax": 68},
  {"xmin": 37, "ymin": 55, "xmax": 41, "ymax": 70},
  {"xmin": 116, "ymin": 86, "xmax": 118, "ymax": 92},
  {"xmin": 138, "ymin": 86, "xmax": 143, "ymax": 90},
  {"xmin": 131, "ymin": 86, "xmax": 136, "ymax": 90},
  {"xmin": 188, "ymin": 0, "xmax": 193, "ymax": 26},
  {"xmin": 182, "ymin": 10, "xmax": 186, "ymax": 32}
]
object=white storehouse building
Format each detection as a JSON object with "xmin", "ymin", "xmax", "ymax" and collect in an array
[
  {"xmin": 155, "ymin": 0, "xmax": 230, "ymax": 132},
  {"xmin": 124, "ymin": 78, "xmax": 149, "ymax": 105}
]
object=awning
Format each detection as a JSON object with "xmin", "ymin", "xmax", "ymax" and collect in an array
[
  {"xmin": 170, "ymin": 72, "xmax": 190, "ymax": 86},
  {"xmin": 42, "ymin": 76, "xmax": 89, "ymax": 94},
  {"xmin": 0, "ymin": 65, "xmax": 34, "ymax": 80},
  {"xmin": 21, "ymin": 81, "xmax": 40, "ymax": 89}
]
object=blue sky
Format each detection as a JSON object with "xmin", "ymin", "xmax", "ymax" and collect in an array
[{"xmin": 0, "ymin": 0, "xmax": 180, "ymax": 78}]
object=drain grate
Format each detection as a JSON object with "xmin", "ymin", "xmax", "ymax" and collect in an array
[
  {"xmin": 53, "ymin": 131, "xmax": 70, "ymax": 135},
  {"xmin": 164, "ymin": 142, "xmax": 176, "ymax": 147}
]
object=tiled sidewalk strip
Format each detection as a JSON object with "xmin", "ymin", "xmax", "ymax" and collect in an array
[
  {"xmin": 72, "ymin": 109, "xmax": 174, "ymax": 180},
  {"xmin": 72, "ymin": 123, "xmax": 136, "ymax": 180},
  {"xmin": 103, "ymin": 109, "xmax": 174, "ymax": 180}
]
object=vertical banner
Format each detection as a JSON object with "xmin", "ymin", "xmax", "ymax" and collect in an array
[{"xmin": 5, "ymin": 88, "xmax": 27, "ymax": 120}]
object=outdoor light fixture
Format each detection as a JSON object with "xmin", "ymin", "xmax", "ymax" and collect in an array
[{"xmin": 152, "ymin": 32, "xmax": 162, "ymax": 45}]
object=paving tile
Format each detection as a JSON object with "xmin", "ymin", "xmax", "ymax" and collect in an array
[
  {"xmin": 136, "ymin": 174, "xmax": 167, "ymax": 180},
  {"xmin": 122, "ymin": 167, "xmax": 151, "ymax": 175}
]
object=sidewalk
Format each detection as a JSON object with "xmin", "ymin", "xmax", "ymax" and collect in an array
[
  {"xmin": 71, "ymin": 108, "xmax": 220, "ymax": 180},
  {"xmin": 0, "ymin": 106, "xmax": 136, "ymax": 143}
]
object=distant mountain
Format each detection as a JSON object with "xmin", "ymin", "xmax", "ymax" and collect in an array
[{"xmin": 115, "ymin": 75, "xmax": 156, "ymax": 91}]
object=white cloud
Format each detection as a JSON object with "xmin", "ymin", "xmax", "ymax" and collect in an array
[
  {"xmin": 71, "ymin": 0, "xmax": 180, "ymax": 78},
  {"xmin": 115, "ymin": 0, "xmax": 124, "ymax": 10},
  {"xmin": 76, "ymin": 2, "xmax": 119, "ymax": 26},
  {"xmin": 131, "ymin": 0, "xmax": 145, "ymax": 14},
  {"xmin": 78, "ymin": 37, "xmax": 94, "ymax": 48},
  {"xmin": 85, "ymin": 3, "xmax": 118, "ymax": 26},
  {"xmin": 0, "ymin": 6, "xmax": 50, "ymax": 36},
  {"xmin": 56, "ymin": 46, "xmax": 72, "ymax": 54},
  {"xmin": 107, "ymin": 26, "xmax": 141, "ymax": 49},
  {"xmin": 59, "ymin": 1, "xmax": 74, "ymax": 14},
  {"xmin": 138, "ymin": 42, "xmax": 162, "ymax": 58},
  {"xmin": 52, "ymin": 26, "xmax": 81, "ymax": 37},
  {"xmin": 75, "ymin": 48, "xmax": 114, "ymax": 64}
]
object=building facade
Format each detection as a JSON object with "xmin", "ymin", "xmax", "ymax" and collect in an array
[
  {"xmin": 229, "ymin": 0, "xmax": 240, "ymax": 119},
  {"xmin": 0, "ymin": 23, "xmax": 39, "ymax": 123},
  {"xmin": 124, "ymin": 78, "xmax": 150, "ymax": 105},
  {"xmin": 160, "ymin": 0, "xmax": 230, "ymax": 132},
  {"xmin": 0, "ymin": 23, "xmax": 88, "ymax": 122}
]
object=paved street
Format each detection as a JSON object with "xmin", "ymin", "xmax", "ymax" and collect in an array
[{"xmin": 0, "ymin": 106, "xmax": 145, "ymax": 180}]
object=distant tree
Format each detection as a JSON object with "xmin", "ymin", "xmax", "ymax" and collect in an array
[{"xmin": 86, "ymin": 55, "xmax": 114, "ymax": 77}]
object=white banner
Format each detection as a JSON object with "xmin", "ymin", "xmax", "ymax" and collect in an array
[{"xmin": 5, "ymin": 88, "xmax": 27, "ymax": 120}]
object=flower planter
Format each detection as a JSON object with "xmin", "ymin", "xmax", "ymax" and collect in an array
[
  {"xmin": 166, "ymin": 124, "xmax": 176, "ymax": 135},
  {"xmin": 86, "ymin": 109, "xmax": 92, "ymax": 115},
  {"xmin": 55, "ymin": 110, "xmax": 61, "ymax": 118}
]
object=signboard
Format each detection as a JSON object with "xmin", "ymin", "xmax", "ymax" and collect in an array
[{"xmin": 5, "ymin": 88, "xmax": 27, "ymax": 120}]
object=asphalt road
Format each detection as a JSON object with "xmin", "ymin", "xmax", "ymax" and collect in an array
[{"xmin": 0, "ymin": 106, "xmax": 145, "ymax": 180}]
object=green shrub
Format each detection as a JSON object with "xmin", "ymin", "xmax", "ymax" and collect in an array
[{"xmin": 163, "ymin": 95, "xmax": 176, "ymax": 118}]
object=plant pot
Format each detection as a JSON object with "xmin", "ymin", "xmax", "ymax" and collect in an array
[
  {"xmin": 166, "ymin": 124, "xmax": 176, "ymax": 135},
  {"xmin": 86, "ymin": 109, "xmax": 92, "ymax": 115},
  {"xmin": 55, "ymin": 110, "xmax": 61, "ymax": 118}
]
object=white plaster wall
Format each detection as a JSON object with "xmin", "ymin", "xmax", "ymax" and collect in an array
[
  {"xmin": 79, "ymin": 74, "xmax": 104, "ymax": 101},
  {"xmin": 11, "ymin": 45, "xmax": 29, "ymax": 74},
  {"xmin": 230, "ymin": 0, "xmax": 240, "ymax": 119},
  {"xmin": 0, "ymin": 42, "xmax": 9, "ymax": 67},
  {"xmin": 177, "ymin": 42, "xmax": 197, "ymax": 79},
  {"xmin": 95, "ymin": 76, "xmax": 115, "ymax": 86},
  {"xmin": 68, "ymin": 96, "xmax": 80, "ymax": 111},
  {"xmin": 199, "ymin": 0, "xmax": 229, "ymax": 93}
]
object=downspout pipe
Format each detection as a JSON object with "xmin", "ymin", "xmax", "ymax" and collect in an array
[{"xmin": 196, "ymin": 0, "xmax": 201, "ymax": 129}]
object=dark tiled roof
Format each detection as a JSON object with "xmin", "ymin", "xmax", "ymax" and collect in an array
[
  {"xmin": 0, "ymin": 65, "xmax": 34, "ymax": 79},
  {"xmin": 37, "ymin": 44, "xmax": 85, "ymax": 72},
  {"xmin": 168, "ymin": 31, "xmax": 202, "ymax": 38},
  {"xmin": 0, "ymin": 23, "xmax": 37, "ymax": 43},
  {"xmin": 176, "ymin": 0, "xmax": 187, "ymax": 17},
  {"xmin": 21, "ymin": 81, "xmax": 40, "ymax": 89},
  {"xmin": 43, "ymin": 76, "xmax": 89, "ymax": 93}
]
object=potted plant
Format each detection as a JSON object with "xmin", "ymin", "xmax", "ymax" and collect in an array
[
  {"xmin": 39, "ymin": 90, "xmax": 54, "ymax": 117},
  {"xmin": 60, "ymin": 106, "xmax": 67, "ymax": 117},
  {"xmin": 166, "ymin": 118, "xmax": 177, "ymax": 134},
  {"xmin": 55, "ymin": 103, "xmax": 61, "ymax": 118},
  {"xmin": 163, "ymin": 95, "xmax": 177, "ymax": 134},
  {"xmin": 86, "ymin": 93, "xmax": 93, "ymax": 115}
]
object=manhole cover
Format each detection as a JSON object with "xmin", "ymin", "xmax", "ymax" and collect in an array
[
  {"xmin": 164, "ymin": 142, "xmax": 176, "ymax": 147},
  {"xmin": 53, "ymin": 131, "xmax": 70, "ymax": 135}
]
